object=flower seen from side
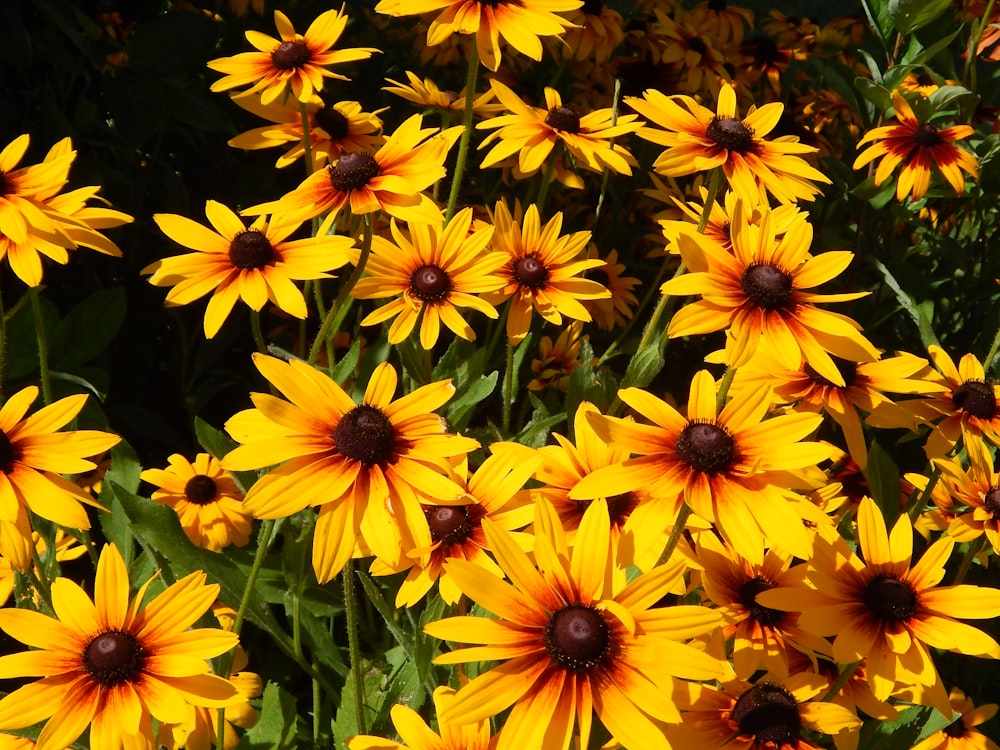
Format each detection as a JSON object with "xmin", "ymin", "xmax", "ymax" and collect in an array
[
  {"xmin": 383, "ymin": 71, "xmax": 503, "ymax": 116},
  {"xmin": 580, "ymin": 248, "xmax": 639, "ymax": 331},
  {"xmin": 931, "ymin": 435, "xmax": 1000, "ymax": 555},
  {"xmin": 911, "ymin": 688, "xmax": 1000, "ymax": 750}
]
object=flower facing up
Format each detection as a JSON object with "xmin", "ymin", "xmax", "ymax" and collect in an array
[
  {"xmin": 352, "ymin": 207, "xmax": 507, "ymax": 349},
  {"xmin": 145, "ymin": 201, "xmax": 355, "ymax": 338},
  {"xmin": 854, "ymin": 91, "xmax": 978, "ymax": 202},
  {"xmin": 0, "ymin": 543, "xmax": 240, "ymax": 749},
  {"xmin": 757, "ymin": 497, "xmax": 1000, "ymax": 713},
  {"xmin": 571, "ymin": 370, "xmax": 830, "ymax": 565},
  {"xmin": 223, "ymin": 355, "xmax": 479, "ymax": 583},
  {"xmin": 374, "ymin": 0, "xmax": 581, "ymax": 72},
  {"xmin": 0, "ymin": 386, "xmax": 120, "ymax": 571},
  {"xmin": 912, "ymin": 688, "xmax": 1000, "ymax": 750},
  {"xmin": 140, "ymin": 453, "xmax": 252, "ymax": 552},
  {"xmin": 661, "ymin": 197, "xmax": 879, "ymax": 386},
  {"xmin": 425, "ymin": 498, "xmax": 724, "ymax": 750},
  {"xmin": 626, "ymin": 82, "xmax": 831, "ymax": 204},
  {"xmin": 347, "ymin": 686, "xmax": 495, "ymax": 750},
  {"xmin": 483, "ymin": 201, "xmax": 610, "ymax": 344},
  {"xmin": 207, "ymin": 7, "xmax": 378, "ymax": 105},
  {"xmin": 244, "ymin": 114, "xmax": 462, "ymax": 228},
  {"xmin": 477, "ymin": 80, "xmax": 641, "ymax": 179}
]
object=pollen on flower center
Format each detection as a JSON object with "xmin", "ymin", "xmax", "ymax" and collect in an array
[
  {"xmin": 804, "ymin": 359, "xmax": 858, "ymax": 388},
  {"xmin": 912, "ymin": 123, "xmax": 943, "ymax": 148},
  {"xmin": 83, "ymin": 630, "xmax": 145, "ymax": 687},
  {"xmin": 863, "ymin": 574, "xmax": 917, "ymax": 622},
  {"xmin": 952, "ymin": 379, "xmax": 997, "ymax": 419},
  {"xmin": 0, "ymin": 430, "xmax": 20, "ymax": 474},
  {"xmin": 738, "ymin": 576, "xmax": 784, "ymax": 627},
  {"xmin": 984, "ymin": 488, "xmax": 1000, "ymax": 518},
  {"xmin": 229, "ymin": 230, "xmax": 277, "ymax": 270},
  {"xmin": 424, "ymin": 504, "xmax": 473, "ymax": 545},
  {"xmin": 544, "ymin": 106, "xmax": 582, "ymax": 134},
  {"xmin": 513, "ymin": 255, "xmax": 548, "ymax": 288},
  {"xmin": 315, "ymin": 106, "xmax": 351, "ymax": 140},
  {"xmin": 705, "ymin": 115, "xmax": 755, "ymax": 153},
  {"xmin": 330, "ymin": 152, "xmax": 381, "ymax": 192},
  {"xmin": 184, "ymin": 474, "xmax": 218, "ymax": 505},
  {"xmin": 741, "ymin": 263, "xmax": 793, "ymax": 311},
  {"xmin": 731, "ymin": 682, "xmax": 802, "ymax": 745},
  {"xmin": 674, "ymin": 421, "xmax": 736, "ymax": 474},
  {"xmin": 410, "ymin": 264, "xmax": 452, "ymax": 302},
  {"xmin": 271, "ymin": 39, "xmax": 311, "ymax": 70},
  {"xmin": 544, "ymin": 605, "xmax": 611, "ymax": 671},
  {"xmin": 333, "ymin": 404, "xmax": 397, "ymax": 467}
]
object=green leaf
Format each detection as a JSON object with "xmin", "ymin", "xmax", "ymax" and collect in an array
[
  {"xmin": 194, "ymin": 416, "xmax": 258, "ymax": 493},
  {"xmin": 887, "ymin": 0, "xmax": 953, "ymax": 34},
  {"xmin": 621, "ymin": 338, "xmax": 664, "ymax": 390},
  {"xmin": 330, "ymin": 339, "xmax": 362, "ymax": 386},
  {"xmin": 332, "ymin": 665, "xmax": 386, "ymax": 747},
  {"xmin": 51, "ymin": 288, "xmax": 126, "ymax": 369},
  {"xmin": 244, "ymin": 681, "xmax": 300, "ymax": 750},
  {"xmin": 515, "ymin": 393, "xmax": 566, "ymax": 448},
  {"xmin": 870, "ymin": 257, "xmax": 940, "ymax": 348},
  {"xmin": 97, "ymin": 441, "xmax": 143, "ymax": 566},
  {"xmin": 447, "ymin": 371, "xmax": 498, "ymax": 430},
  {"xmin": 863, "ymin": 440, "xmax": 903, "ymax": 527},
  {"xmin": 855, "ymin": 76, "xmax": 892, "ymax": 112}
]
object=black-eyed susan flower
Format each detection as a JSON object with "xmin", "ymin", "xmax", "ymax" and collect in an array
[
  {"xmin": 477, "ymin": 80, "xmax": 641, "ymax": 178},
  {"xmin": 627, "ymin": 82, "xmax": 831, "ymax": 204},
  {"xmin": 854, "ymin": 91, "xmax": 978, "ymax": 202},
  {"xmin": 373, "ymin": 0, "xmax": 581, "ymax": 72},
  {"xmin": 0, "ymin": 386, "xmax": 120, "ymax": 571},
  {"xmin": 758, "ymin": 497, "xmax": 1000, "ymax": 713},
  {"xmin": 382, "ymin": 71, "xmax": 503, "ymax": 116},
  {"xmin": 0, "ymin": 134, "xmax": 74, "ymax": 244},
  {"xmin": 347, "ymin": 685, "xmax": 495, "ymax": 750},
  {"xmin": 527, "ymin": 321, "xmax": 586, "ymax": 392},
  {"xmin": 581, "ymin": 248, "xmax": 639, "ymax": 331},
  {"xmin": 0, "ymin": 543, "xmax": 240, "ymax": 749},
  {"xmin": 140, "ymin": 453, "xmax": 252, "ymax": 552},
  {"xmin": 555, "ymin": 2, "xmax": 625, "ymax": 62},
  {"xmin": 207, "ymin": 7, "xmax": 377, "ymax": 105},
  {"xmin": 931, "ymin": 435, "xmax": 1000, "ymax": 554},
  {"xmin": 686, "ymin": 0, "xmax": 755, "ymax": 45},
  {"xmin": 245, "ymin": 115, "xmax": 461, "ymax": 228},
  {"xmin": 661, "ymin": 198, "xmax": 879, "ymax": 387},
  {"xmin": 571, "ymin": 370, "xmax": 830, "ymax": 565},
  {"xmin": 228, "ymin": 93, "xmax": 385, "ymax": 170},
  {"xmin": 650, "ymin": 10, "xmax": 732, "ymax": 97},
  {"xmin": 352, "ymin": 207, "xmax": 506, "ymax": 349},
  {"xmin": 145, "ymin": 201, "xmax": 355, "ymax": 338},
  {"xmin": 222, "ymin": 355, "xmax": 478, "ymax": 583},
  {"xmin": 912, "ymin": 688, "xmax": 1000, "ymax": 750},
  {"xmin": 482, "ymin": 201, "xmax": 610, "ymax": 344},
  {"xmin": 425, "ymin": 498, "xmax": 724, "ymax": 750}
]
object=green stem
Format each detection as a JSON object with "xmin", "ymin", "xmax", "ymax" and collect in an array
[
  {"xmin": 655, "ymin": 503, "xmax": 692, "ymax": 567},
  {"xmin": 344, "ymin": 559, "xmax": 367, "ymax": 735},
  {"xmin": 820, "ymin": 660, "xmax": 860, "ymax": 703},
  {"xmin": 445, "ymin": 43, "xmax": 480, "ymax": 222},
  {"xmin": 716, "ymin": 366, "xmax": 736, "ymax": 411},
  {"xmin": 696, "ymin": 168, "xmax": 723, "ymax": 234},
  {"xmin": 534, "ymin": 144, "xmax": 558, "ymax": 217},
  {"xmin": 299, "ymin": 101, "xmax": 316, "ymax": 177},
  {"xmin": 985, "ymin": 313, "xmax": 1000, "ymax": 373},
  {"xmin": 308, "ymin": 215, "xmax": 374, "ymax": 366},
  {"xmin": 29, "ymin": 287, "xmax": 52, "ymax": 405},
  {"xmin": 502, "ymin": 337, "xmax": 514, "ymax": 435},
  {"xmin": 593, "ymin": 78, "xmax": 622, "ymax": 228},
  {"xmin": 250, "ymin": 310, "xmax": 267, "ymax": 355},
  {"xmin": 964, "ymin": 0, "xmax": 996, "ymax": 101},
  {"xmin": 951, "ymin": 537, "xmax": 986, "ymax": 585}
]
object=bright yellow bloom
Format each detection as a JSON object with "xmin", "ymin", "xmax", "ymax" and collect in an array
[
  {"xmin": 912, "ymin": 688, "xmax": 1000, "ymax": 750},
  {"xmin": 932, "ymin": 435, "xmax": 1000, "ymax": 555},
  {"xmin": 0, "ymin": 134, "xmax": 74, "ymax": 244},
  {"xmin": 383, "ymin": 71, "xmax": 503, "ymax": 116}
]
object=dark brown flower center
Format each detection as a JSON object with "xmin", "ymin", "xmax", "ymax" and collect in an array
[
  {"xmin": 674, "ymin": 422, "xmax": 736, "ymax": 474},
  {"xmin": 544, "ymin": 106, "xmax": 581, "ymax": 134},
  {"xmin": 731, "ymin": 683, "xmax": 801, "ymax": 745},
  {"xmin": 83, "ymin": 630, "xmax": 145, "ymax": 686},
  {"xmin": 943, "ymin": 718, "xmax": 968, "ymax": 738},
  {"xmin": 706, "ymin": 115, "xmax": 754, "ymax": 152},
  {"xmin": 544, "ymin": 605, "xmax": 611, "ymax": 671},
  {"xmin": 606, "ymin": 493, "xmax": 636, "ymax": 525},
  {"xmin": 410, "ymin": 264, "xmax": 452, "ymax": 302},
  {"xmin": 741, "ymin": 263, "xmax": 793, "ymax": 310},
  {"xmin": 0, "ymin": 171, "xmax": 7, "ymax": 196},
  {"xmin": 804, "ymin": 359, "xmax": 858, "ymax": 388},
  {"xmin": 315, "ymin": 106, "xmax": 350, "ymax": 140},
  {"xmin": 330, "ymin": 152, "xmax": 381, "ymax": 192},
  {"xmin": 424, "ymin": 504, "xmax": 473, "ymax": 546},
  {"xmin": 708, "ymin": 0, "xmax": 728, "ymax": 9},
  {"xmin": 229, "ymin": 230, "xmax": 277, "ymax": 270},
  {"xmin": 582, "ymin": 0, "xmax": 603, "ymax": 14},
  {"xmin": 912, "ymin": 123, "xmax": 943, "ymax": 147},
  {"xmin": 271, "ymin": 39, "xmax": 311, "ymax": 70},
  {"xmin": 688, "ymin": 36, "xmax": 708, "ymax": 54},
  {"xmin": 0, "ymin": 429, "xmax": 19, "ymax": 474},
  {"xmin": 333, "ymin": 404, "xmax": 396, "ymax": 467},
  {"xmin": 984, "ymin": 488, "xmax": 1000, "ymax": 518},
  {"xmin": 953, "ymin": 380, "xmax": 997, "ymax": 420},
  {"xmin": 863, "ymin": 575, "xmax": 917, "ymax": 622},
  {"xmin": 184, "ymin": 474, "xmax": 218, "ymax": 505},
  {"xmin": 513, "ymin": 255, "xmax": 548, "ymax": 288},
  {"xmin": 738, "ymin": 576, "xmax": 784, "ymax": 627}
]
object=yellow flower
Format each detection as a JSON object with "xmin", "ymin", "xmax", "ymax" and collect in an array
[
  {"xmin": 383, "ymin": 71, "xmax": 503, "ymax": 116},
  {"xmin": 0, "ymin": 134, "xmax": 74, "ymax": 244},
  {"xmin": 528, "ymin": 321, "xmax": 586, "ymax": 391},
  {"xmin": 912, "ymin": 688, "xmax": 1000, "ymax": 750}
]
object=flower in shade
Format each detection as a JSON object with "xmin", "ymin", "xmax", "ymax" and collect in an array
[
  {"xmin": 425, "ymin": 498, "xmax": 724, "ymax": 750},
  {"xmin": 0, "ymin": 543, "xmax": 240, "ymax": 749},
  {"xmin": 912, "ymin": 688, "xmax": 1000, "ymax": 750},
  {"xmin": 930, "ymin": 435, "xmax": 1000, "ymax": 555},
  {"xmin": 145, "ymin": 201, "xmax": 355, "ymax": 338},
  {"xmin": 383, "ymin": 71, "xmax": 503, "ymax": 116},
  {"xmin": 0, "ymin": 386, "xmax": 120, "ymax": 572},
  {"xmin": 207, "ymin": 7, "xmax": 378, "ymax": 105},
  {"xmin": 555, "ymin": 2, "xmax": 625, "ymax": 62},
  {"xmin": 244, "ymin": 114, "xmax": 462, "ymax": 228},
  {"xmin": 140, "ymin": 453, "xmax": 252, "ymax": 552},
  {"xmin": 686, "ymin": 0, "xmax": 755, "ymax": 45},
  {"xmin": 527, "ymin": 321, "xmax": 586, "ymax": 392},
  {"xmin": 347, "ymin": 686, "xmax": 495, "ymax": 750},
  {"xmin": 853, "ymin": 91, "xmax": 978, "ymax": 202},
  {"xmin": 352, "ymin": 207, "xmax": 506, "ymax": 349},
  {"xmin": 581, "ymin": 248, "xmax": 640, "ymax": 331},
  {"xmin": 222, "ymin": 355, "xmax": 478, "ymax": 583},
  {"xmin": 757, "ymin": 497, "xmax": 1000, "ymax": 713},
  {"xmin": 482, "ymin": 201, "xmax": 610, "ymax": 344},
  {"xmin": 228, "ymin": 93, "xmax": 385, "ymax": 170},
  {"xmin": 660, "ymin": 197, "xmax": 879, "ymax": 386},
  {"xmin": 373, "ymin": 0, "xmax": 581, "ymax": 72},
  {"xmin": 627, "ymin": 82, "xmax": 831, "ymax": 204},
  {"xmin": 571, "ymin": 370, "xmax": 830, "ymax": 565},
  {"xmin": 477, "ymin": 80, "xmax": 641, "ymax": 178}
]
